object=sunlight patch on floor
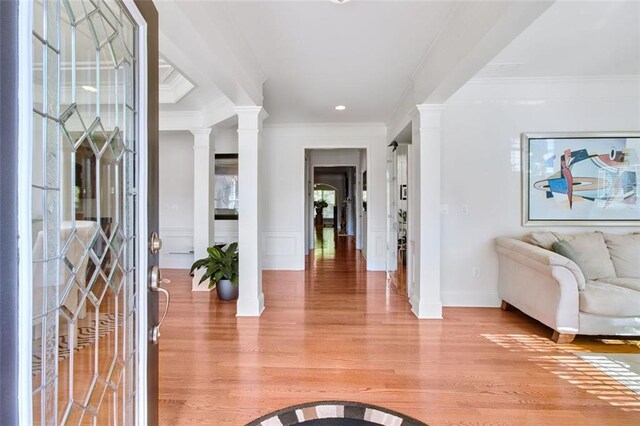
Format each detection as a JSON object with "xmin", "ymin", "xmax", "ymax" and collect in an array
[
  {"xmin": 482, "ymin": 334, "xmax": 640, "ymax": 412},
  {"xmin": 481, "ymin": 333, "xmax": 586, "ymax": 353}
]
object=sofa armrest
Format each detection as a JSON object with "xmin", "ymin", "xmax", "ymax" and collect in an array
[
  {"xmin": 495, "ymin": 237, "xmax": 581, "ymax": 335},
  {"xmin": 495, "ymin": 237, "xmax": 585, "ymax": 290}
]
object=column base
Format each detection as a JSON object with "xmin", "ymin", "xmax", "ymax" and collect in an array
[
  {"xmin": 236, "ymin": 293, "xmax": 265, "ymax": 317},
  {"xmin": 410, "ymin": 296, "xmax": 443, "ymax": 319}
]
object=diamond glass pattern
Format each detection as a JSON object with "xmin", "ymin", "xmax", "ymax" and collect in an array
[
  {"xmin": 60, "ymin": 104, "xmax": 88, "ymax": 150},
  {"xmin": 31, "ymin": 1, "xmax": 138, "ymax": 423}
]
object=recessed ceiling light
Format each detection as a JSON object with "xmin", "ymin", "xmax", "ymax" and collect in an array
[
  {"xmin": 330, "ymin": 0, "xmax": 351, "ymax": 4},
  {"xmin": 82, "ymin": 85, "xmax": 98, "ymax": 93},
  {"xmin": 335, "ymin": 105, "xmax": 346, "ymax": 111}
]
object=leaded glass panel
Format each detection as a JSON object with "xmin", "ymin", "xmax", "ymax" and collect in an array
[{"xmin": 31, "ymin": 1, "xmax": 138, "ymax": 423}]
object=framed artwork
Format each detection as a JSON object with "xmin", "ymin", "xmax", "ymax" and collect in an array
[
  {"xmin": 400, "ymin": 184, "xmax": 407, "ymax": 200},
  {"xmin": 522, "ymin": 132, "xmax": 640, "ymax": 226},
  {"xmin": 214, "ymin": 154, "xmax": 239, "ymax": 220},
  {"xmin": 362, "ymin": 171, "xmax": 367, "ymax": 212}
]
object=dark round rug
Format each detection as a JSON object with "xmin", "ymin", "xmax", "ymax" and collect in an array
[{"xmin": 245, "ymin": 401, "xmax": 426, "ymax": 426}]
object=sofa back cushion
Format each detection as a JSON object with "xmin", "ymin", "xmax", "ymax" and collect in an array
[
  {"xmin": 603, "ymin": 233, "xmax": 640, "ymax": 279},
  {"xmin": 554, "ymin": 232, "xmax": 617, "ymax": 280},
  {"xmin": 523, "ymin": 232, "xmax": 559, "ymax": 250}
]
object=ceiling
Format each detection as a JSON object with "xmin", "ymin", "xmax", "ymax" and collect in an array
[
  {"xmin": 475, "ymin": 1, "xmax": 640, "ymax": 79},
  {"xmin": 158, "ymin": 0, "xmax": 639, "ymax": 124},
  {"xmin": 224, "ymin": 0, "xmax": 456, "ymax": 123}
]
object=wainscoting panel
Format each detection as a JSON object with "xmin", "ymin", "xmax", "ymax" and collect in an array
[
  {"xmin": 367, "ymin": 229, "xmax": 387, "ymax": 271},
  {"xmin": 160, "ymin": 228, "xmax": 194, "ymax": 269},
  {"xmin": 262, "ymin": 231, "xmax": 305, "ymax": 270}
]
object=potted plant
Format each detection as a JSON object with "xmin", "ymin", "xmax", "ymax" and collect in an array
[
  {"xmin": 190, "ymin": 242, "xmax": 239, "ymax": 301},
  {"xmin": 314, "ymin": 200, "xmax": 328, "ymax": 227}
]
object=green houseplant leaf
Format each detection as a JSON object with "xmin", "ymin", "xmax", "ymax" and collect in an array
[{"xmin": 190, "ymin": 242, "xmax": 239, "ymax": 289}]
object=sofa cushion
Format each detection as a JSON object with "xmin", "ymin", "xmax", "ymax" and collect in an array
[
  {"xmin": 554, "ymin": 232, "xmax": 617, "ymax": 280},
  {"xmin": 580, "ymin": 281, "xmax": 640, "ymax": 317},
  {"xmin": 523, "ymin": 232, "xmax": 559, "ymax": 250},
  {"xmin": 595, "ymin": 277, "xmax": 640, "ymax": 293},
  {"xmin": 552, "ymin": 240, "xmax": 586, "ymax": 275},
  {"xmin": 602, "ymin": 233, "xmax": 640, "ymax": 279}
]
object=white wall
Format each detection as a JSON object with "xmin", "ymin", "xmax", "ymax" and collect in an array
[
  {"xmin": 159, "ymin": 131, "xmax": 196, "ymax": 268},
  {"xmin": 262, "ymin": 125, "xmax": 388, "ymax": 270},
  {"xmin": 439, "ymin": 76, "xmax": 640, "ymax": 307}
]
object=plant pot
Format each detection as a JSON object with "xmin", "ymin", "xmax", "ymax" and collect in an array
[{"xmin": 216, "ymin": 279, "xmax": 238, "ymax": 301}]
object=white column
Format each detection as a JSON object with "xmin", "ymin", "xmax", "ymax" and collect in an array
[
  {"xmin": 412, "ymin": 105, "xmax": 444, "ymax": 319},
  {"xmin": 234, "ymin": 106, "xmax": 267, "ymax": 316},
  {"xmin": 191, "ymin": 128, "xmax": 214, "ymax": 291}
]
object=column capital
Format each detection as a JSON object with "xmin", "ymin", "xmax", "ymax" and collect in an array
[
  {"xmin": 416, "ymin": 104, "xmax": 445, "ymax": 130},
  {"xmin": 416, "ymin": 104, "xmax": 446, "ymax": 113},
  {"xmin": 190, "ymin": 128, "xmax": 212, "ymax": 147},
  {"xmin": 233, "ymin": 106, "xmax": 269, "ymax": 129},
  {"xmin": 190, "ymin": 128, "xmax": 213, "ymax": 137}
]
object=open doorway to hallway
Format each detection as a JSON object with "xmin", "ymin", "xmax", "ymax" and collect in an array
[{"xmin": 305, "ymin": 149, "xmax": 367, "ymax": 267}]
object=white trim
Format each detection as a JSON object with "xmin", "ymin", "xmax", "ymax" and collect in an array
[
  {"xmin": 441, "ymin": 292, "xmax": 501, "ymax": 307},
  {"xmin": 303, "ymin": 146, "xmax": 374, "ymax": 269},
  {"xmin": 121, "ymin": 1, "xmax": 148, "ymax": 425},
  {"xmin": 18, "ymin": 0, "xmax": 34, "ymax": 422}
]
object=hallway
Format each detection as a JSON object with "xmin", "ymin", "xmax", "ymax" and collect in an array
[
  {"xmin": 158, "ymin": 241, "xmax": 640, "ymax": 425},
  {"xmin": 311, "ymin": 227, "xmax": 364, "ymax": 269}
]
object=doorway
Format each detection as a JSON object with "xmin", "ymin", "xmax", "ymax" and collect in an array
[
  {"xmin": 387, "ymin": 125, "xmax": 411, "ymax": 297},
  {"xmin": 312, "ymin": 166, "xmax": 357, "ymax": 254},
  {"xmin": 304, "ymin": 148, "xmax": 366, "ymax": 268}
]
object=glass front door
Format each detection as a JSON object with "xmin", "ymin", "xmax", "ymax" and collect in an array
[{"xmin": 31, "ymin": 0, "xmax": 139, "ymax": 423}]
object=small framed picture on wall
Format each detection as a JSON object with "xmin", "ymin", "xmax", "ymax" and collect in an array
[{"xmin": 400, "ymin": 184, "xmax": 407, "ymax": 200}]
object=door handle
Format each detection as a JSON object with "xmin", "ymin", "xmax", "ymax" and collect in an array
[{"xmin": 149, "ymin": 265, "xmax": 170, "ymax": 345}]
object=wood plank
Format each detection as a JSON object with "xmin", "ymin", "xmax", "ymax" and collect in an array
[{"xmin": 158, "ymin": 229, "xmax": 640, "ymax": 425}]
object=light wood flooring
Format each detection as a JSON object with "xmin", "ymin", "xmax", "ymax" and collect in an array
[{"xmin": 158, "ymin": 229, "xmax": 640, "ymax": 425}]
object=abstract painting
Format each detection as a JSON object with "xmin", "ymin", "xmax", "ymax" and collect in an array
[{"xmin": 522, "ymin": 132, "xmax": 640, "ymax": 225}]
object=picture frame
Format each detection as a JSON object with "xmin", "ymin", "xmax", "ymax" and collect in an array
[
  {"xmin": 214, "ymin": 154, "xmax": 239, "ymax": 220},
  {"xmin": 522, "ymin": 132, "xmax": 640, "ymax": 226},
  {"xmin": 362, "ymin": 171, "xmax": 367, "ymax": 212}
]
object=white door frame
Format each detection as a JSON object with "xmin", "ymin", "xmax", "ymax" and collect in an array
[
  {"xmin": 302, "ymin": 146, "xmax": 371, "ymax": 269},
  {"xmin": 310, "ymin": 163, "xmax": 359, "ymax": 249},
  {"xmin": 16, "ymin": 0, "xmax": 35, "ymax": 419},
  {"xmin": 15, "ymin": 1, "xmax": 150, "ymax": 423}
]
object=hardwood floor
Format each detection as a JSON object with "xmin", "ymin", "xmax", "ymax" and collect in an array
[{"xmin": 158, "ymin": 230, "xmax": 640, "ymax": 425}]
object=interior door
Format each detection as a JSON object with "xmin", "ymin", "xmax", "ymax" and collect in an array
[{"xmin": 25, "ymin": 0, "xmax": 160, "ymax": 423}]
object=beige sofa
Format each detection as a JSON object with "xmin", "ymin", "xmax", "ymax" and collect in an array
[{"xmin": 495, "ymin": 231, "xmax": 640, "ymax": 343}]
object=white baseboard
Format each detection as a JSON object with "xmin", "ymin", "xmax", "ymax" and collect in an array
[
  {"xmin": 441, "ymin": 292, "xmax": 501, "ymax": 307},
  {"xmin": 410, "ymin": 296, "xmax": 443, "ymax": 319}
]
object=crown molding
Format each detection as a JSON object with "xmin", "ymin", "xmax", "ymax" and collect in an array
[{"xmin": 449, "ymin": 74, "xmax": 640, "ymax": 103}]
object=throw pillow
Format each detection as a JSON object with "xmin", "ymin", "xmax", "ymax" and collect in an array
[
  {"xmin": 552, "ymin": 240, "xmax": 586, "ymax": 276},
  {"xmin": 603, "ymin": 233, "xmax": 640, "ymax": 279},
  {"xmin": 554, "ymin": 232, "xmax": 617, "ymax": 280}
]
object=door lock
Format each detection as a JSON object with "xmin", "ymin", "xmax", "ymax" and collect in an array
[{"xmin": 149, "ymin": 232, "xmax": 162, "ymax": 254}]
